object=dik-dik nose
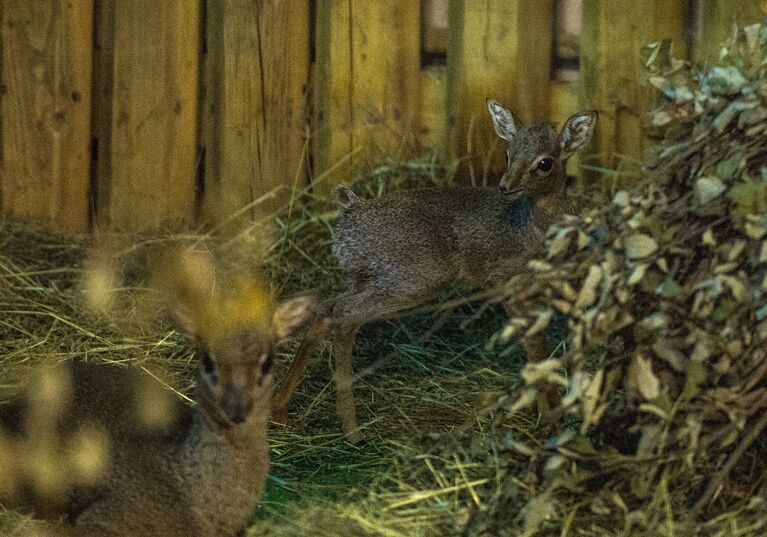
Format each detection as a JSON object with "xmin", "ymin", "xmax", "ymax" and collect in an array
[
  {"xmin": 499, "ymin": 174, "xmax": 524, "ymax": 195},
  {"xmin": 222, "ymin": 387, "xmax": 254, "ymax": 424}
]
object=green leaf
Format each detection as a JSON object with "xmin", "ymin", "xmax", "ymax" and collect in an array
[
  {"xmin": 683, "ymin": 361, "xmax": 707, "ymax": 399},
  {"xmin": 695, "ymin": 176, "xmax": 727, "ymax": 205},
  {"xmin": 655, "ymin": 277, "xmax": 682, "ymax": 298},
  {"xmin": 715, "ymin": 151, "xmax": 743, "ymax": 180}
]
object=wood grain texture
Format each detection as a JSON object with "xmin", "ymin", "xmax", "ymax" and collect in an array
[
  {"xmin": 700, "ymin": 0, "xmax": 765, "ymax": 59},
  {"xmin": 580, "ymin": 0, "xmax": 688, "ymax": 177},
  {"xmin": 0, "ymin": 0, "xmax": 93, "ymax": 233},
  {"xmin": 96, "ymin": 0, "xmax": 200, "ymax": 231},
  {"xmin": 313, "ymin": 0, "xmax": 420, "ymax": 193},
  {"xmin": 418, "ymin": 66, "xmax": 447, "ymax": 162},
  {"xmin": 91, "ymin": 0, "xmax": 115, "ymax": 229},
  {"xmin": 446, "ymin": 0, "xmax": 554, "ymax": 185},
  {"xmin": 203, "ymin": 0, "xmax": 310, "ymax": 228}
]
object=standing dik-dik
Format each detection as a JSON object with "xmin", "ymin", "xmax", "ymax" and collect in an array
[
  {"xmin": 274, "ymin": 100, "xmax": 597, "ymax": 443},
  {"xmin": 0, "ymin": 252, "xmax": 316, "ymax": 537}
]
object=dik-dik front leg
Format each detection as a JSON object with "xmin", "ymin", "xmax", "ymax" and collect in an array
[
  {"xmin": 521, "ymin": 332, "xmax": 561, "ymax": 421},
  {"xmin": 503, "ymin": 303, "xmax": 561, "ymax": 421},
  {"xmin": 273, "ymin": 316, "xmax": 331, "ymax": 424},
  {"xmin": 333, "ymin": 322, "xmax": 365, "ymax": 444}
]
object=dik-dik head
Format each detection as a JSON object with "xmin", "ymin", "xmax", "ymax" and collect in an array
[
  {"xmin": 168, "ymin": 251, "xmax": 316, "ymax": 427},
  {"xmin": 487, "ymin": 99, "xmax": 597, "ymax": 199}
]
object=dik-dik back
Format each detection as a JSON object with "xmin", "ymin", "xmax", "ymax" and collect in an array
[{"xmin": 335, "ymin": 187, "xmax": 541, "ymax": 292}]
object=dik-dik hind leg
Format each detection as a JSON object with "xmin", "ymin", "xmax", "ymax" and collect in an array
[
  {"xmin": 330, "ymin": 286, "xmax": 417, "ymax": 444},
  {"xmin": 333, "ymin": 323, "xmax": 364, "ymax": 444},
  {"xmin": 522, "ymin": 332, "xmax": 561, "ymax": 421},
  {"xmin": 502, "ymin": 303, "xmax": 561, "ymax": 421},
  {"xmin": 273, "ymin": 316, "xmax": 331, "ymax": 424}
]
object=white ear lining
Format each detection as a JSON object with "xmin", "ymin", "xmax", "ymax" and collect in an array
[
  {"xmin": 487, "ymin": 99, "xmax": 519, "ymax": 141},
  {"xmin": 560, "ymin": 111, "xmax": 597, "ymax": 155}
]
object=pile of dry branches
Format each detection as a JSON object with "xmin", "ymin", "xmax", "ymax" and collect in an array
[{"xmin": 470, "ymin": 22, "xmax": 767, "ymax": 535}]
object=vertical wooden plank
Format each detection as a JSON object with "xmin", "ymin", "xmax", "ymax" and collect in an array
[
  {"xmin": 91, "ymin": 0, "xmax": 115, "ymax": 228},
  {"xmin": 313, "ymin": 0, "xmax": 421, "ymax": 193},
  {"xmin": 313, "ymin": 1, "xmax": 352, "ymax": 190},
  {"xmin": 423, "ymin": 0, "xmax": 448, "ymax": 54},
  {"xmin": 204, "ymin": 0, "xmax": 310, "ymax": 228},
  {"xmin": 97, "ymin": 1, "xmax": 199, "ymax": 231},
  {"xmin": 418, "ymin": 66, "xmax": 447, "ymax": 161},
  {"xmin": 0, "ymin": 0, "xmax": 93, "ymax": 233},
  {"xmin": 580, "ymin": 0, "xmax": 688, "ymax": 176},
  {"xmin": 255, "ymin": 0, "xmax": 310, "ymax": 217},
  {"xmin": 700, "ymin": 0, "xmax": 766, "ymax": 59},
  {"xmin": 446, "ymin": 0, "xmax": 554, "ymax": 184}
]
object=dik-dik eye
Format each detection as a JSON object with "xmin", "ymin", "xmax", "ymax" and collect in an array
[
  {"xmin": 535, "ymin": 157, "xmax": 554, "ymax": 174},
  {"xmin": 200, "ymin": 351, "xmax": 218, "ymax": 384}
]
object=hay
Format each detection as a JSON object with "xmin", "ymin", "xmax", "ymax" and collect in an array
[{"xmin": 0, "ymin": 163, "xmax": 528, "ymax": 536}]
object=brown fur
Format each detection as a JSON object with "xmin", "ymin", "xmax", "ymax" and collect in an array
[
  {"xmin": 274, "ymin": 102, "xmax": 597, "ymax": 443},
  {"xmin": 0, "ymin": 262, "xmax": 317, "ymax": 537}
]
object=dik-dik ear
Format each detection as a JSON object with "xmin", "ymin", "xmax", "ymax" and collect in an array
[
  {"xmin": 271, "ymin": 293, "xmax": 318, "ymax": 341},
  {"xmin": 166, "ymin": 249, "xmax": 216, "ymax": 338},
  {"xmin": 559, "ymin": 110, "xmax": 598, "ymax": 159},
  {"xmin": 487, "ymin": 99, "xmax": 519, "ymax": 142}
]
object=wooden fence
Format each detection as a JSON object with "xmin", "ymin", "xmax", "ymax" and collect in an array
[{"xmin": 0, "ymin": 0, "xmax": 764, "ymax": 233}]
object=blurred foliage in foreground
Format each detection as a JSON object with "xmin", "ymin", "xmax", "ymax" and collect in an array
[{"xmin": 456, "ymin": 22, "xmax": 767, "ymax": 536}]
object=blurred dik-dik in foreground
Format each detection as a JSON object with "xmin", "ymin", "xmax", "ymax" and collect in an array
[
  {"xmin": 274, "ymin": 100, "xmax": 597, "ymax": 443},
  {"xmin": 0, "ymin": 251, "xmax": 316, "ymax": 537}
]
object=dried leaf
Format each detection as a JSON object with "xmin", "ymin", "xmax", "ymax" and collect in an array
[
  {"xmin": 628, "ymin": 263, "xmax": 649, "ymax": 285},
  {"xmin": 631, "ymin": 354, "xmax": 660, "ymax": 400},
  {"xmin": 575, "ymin": 265, "xmax": 603, "ymax": 309},
  {"xmin": 625, "ymin": 234, "xmax": 659, "ymax": 260},
  {"xmin": 695, "ymin": 176, "xmax": 726, "ymax": 204}
]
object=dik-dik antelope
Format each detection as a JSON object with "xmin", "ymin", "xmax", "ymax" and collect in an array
[
  {"xmin": 274, "ymin": 100, "xmax": 597, "ymax": 443},
  {"xmin": 0, "ymin": 251, "xmax": 316, "ymax": 537}
]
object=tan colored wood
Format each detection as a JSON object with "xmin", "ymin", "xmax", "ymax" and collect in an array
[
  {"xmin": 91, "ymin": 0, "xmax": 115, "ymax": 232},
  {"xmin": 700, "ymin": 0, "xmax": 765, "ymax": 59},
  {"xmin": 418, "ymin": 66, "xmax": 447, "ymax": 162},
  {"xmin": 98, "ymin": 1, "xmax": 200, "ymax": 231},
  {"xmin": 313, "ymin": 0, "xmax": 421, "ymax": 194},
  {"xmin": 203, "ymin": 0, "xmax": 310, "ymax": 229},
  {"xmin": 580, "ymin": 0, "xmax": 688, "ymax": 180},
  {"xmin": 0, "ymin": 0, "xmax": 93, "ymax": 233},
  {"xmin": 446, "ymin": 0, "xmax": 554, "ymax": 185},
  {"xmin": 423, "ymin": 0, "xmax": 448, "ymax": 53}
]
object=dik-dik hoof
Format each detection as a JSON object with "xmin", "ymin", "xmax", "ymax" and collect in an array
[
  {"xmin": 271, "ymin": 408, "xmax": 289, "ymax": 427},
  {"xmin": 345, "ymin": 430, "xmax": 367, "ymax": 446}
]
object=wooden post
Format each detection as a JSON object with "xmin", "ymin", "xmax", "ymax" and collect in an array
[
  {"xmin": 94, "ymin": 1, "xmax": 200, "ymax": 232},
  {"xmin": 446, "ymin": 0, "xmax": 554, "ymax": 185},
  {"xmin": 313, "ymin": 0, "xmax": 421, "ymax": 194},
  {"xmin": 203, "ymin": 0, "xmax": 310, "ymax": 229},
  {"xmin": 0, "ymin": 0, "xmax": 93, "ymax": 233},
  {"xmin": 700, "ymin": 0, "xmax": 766, "ymax": 59},
  {"xmin": 580, "ymin": 0, "xmax": 689, "ymax": 180},
  {"xmin": 419, "ymin": 66, "xmax": 447, "ymax": 162}
]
